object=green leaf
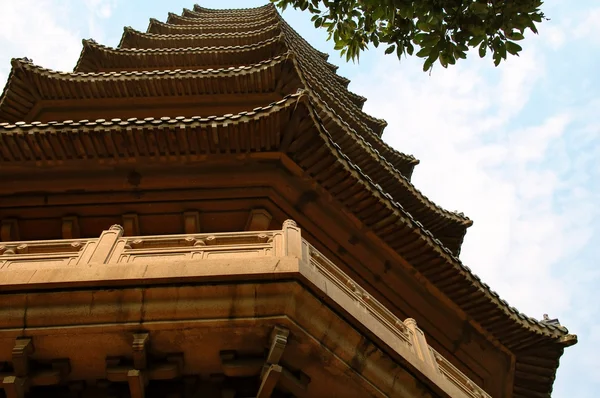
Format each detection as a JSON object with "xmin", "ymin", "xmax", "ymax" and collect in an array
[
  {"xmin": 385, "ymin": 45, "xmax": 395, "ymax": 54},
  {"xmin": 505, "ymin": 41, "xmax": 522, "ymax": 55},
  {"xmin": 416, "ymin": 46, "xmax": 431, "ymax": 58},
  {"xmin": 478, "ymin": 42, "xmax": 487, "ymax": 58},
  {"xmin": 506, "ymin": 32, "xmax": 525, "ymax": 41}
]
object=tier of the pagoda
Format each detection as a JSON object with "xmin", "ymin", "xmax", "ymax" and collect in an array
[{"xmin": 0, "ymin": 4, "xmax": 575, "ymax": 397}]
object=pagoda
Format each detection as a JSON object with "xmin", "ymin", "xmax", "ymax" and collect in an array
[{"xmin": 0, "ymin": 3, "xmax": 575, "ymax": 398}]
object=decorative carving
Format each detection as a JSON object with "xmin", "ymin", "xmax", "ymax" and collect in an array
[
  {"xmin": 282, "ymin": 219, "xmax": 297, "ymax": 228},
  {"xmin": 109, "ymin": 224, "xmax": 124, "ymax": 232}
]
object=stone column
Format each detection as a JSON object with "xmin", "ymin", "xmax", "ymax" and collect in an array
[
  {"xmin": 282, "ymin": 220, "xmax": 305, "ymax": 261},
  {"xmin": 404, "ymin": 318, "xmax": 438, "ymax": 371},
  {"xmin": 80, "ymin": 225, "xmax": 124, "ymax": 265}
]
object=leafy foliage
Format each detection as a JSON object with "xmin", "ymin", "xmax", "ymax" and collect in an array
[{"xmin": 271, "ymin": 0, "xmax": 546, "ymax": 71}]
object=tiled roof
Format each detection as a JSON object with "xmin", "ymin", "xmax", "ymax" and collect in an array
[
  {"xmin": 192, "ymin": 3, "xmax": 274, "ymax": 14},
  {"xmin": 118, "ymin": 24, "xmax": 281, "ymax": 49},
  {"xmin": 183, "ymin": 5, "xmax": 275, "ymax": 19},
  {"xmin": 75, "ymin": 36, "xmax": 287, "ymax": 72},
  {"xmin": 0, "ymin": 55, "xmax": 298, "ymax": 122},
  {"xmin": 147, "ymin": 17, "xmax": 279, "ymax": 35}
]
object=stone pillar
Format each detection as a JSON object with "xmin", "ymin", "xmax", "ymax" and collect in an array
[
  {"xmin": 81, "ymin": 225, "xmax": 124, "ymax": 265},
  {"xmin": 282, "ymin": 220, "xmax": 305, "ymax": 261},
  {"xmin": 404, "ymin": 318, "xmax": 438, "ymax": 371}
]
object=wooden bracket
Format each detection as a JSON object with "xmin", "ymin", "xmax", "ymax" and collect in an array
[
  {"xmin": 132, "ymin": 333, "xmax": 149, "ymax": 370},
  {"xmin": 257, "ymin": 364, "xmax": 282, "ymax": 398},
  {"xmin": 1, "ymin": 219, "xmax": 19, "ymax": 242},
  {"xmin": 266, "ymin": 326, "xmax": 289, "ymax": 366},
  {"xmin": 1, "ymin": 375, "xmax": 28, "ymax": 398},
  {"xmin": 12, "ymin": 338, "xmax": 33, "ymax": 377},
  {"xmin": 61, "ymin": 216, "xmax": 80, "ymax": 239},
  {"xmin": 122, "ymin": 214, "xmax": 140, "ymax": 236},
  {"xmin": 105, "ymin": 333, "xmax": 183, "ymax": 398},
  {"xmin": 3, "ymin": 339, "xmax": 70, "ymax": 398},
  {"xmin": 245, "ymin": 209, "xmax": 273, "ymax": 231},
  {"xmin": 183, "ymin": 211, "xmax": 201, "ymax": 234},
  {"xmin": 127, "ymin": 369, "xmax": 147, "ymax": 398}
]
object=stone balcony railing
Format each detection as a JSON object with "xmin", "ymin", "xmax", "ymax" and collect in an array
[{"xmin": 0, "ymin": 221, "xmax": 490, "ymax": 398}]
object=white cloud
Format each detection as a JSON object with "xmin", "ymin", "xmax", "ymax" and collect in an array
[{"xmin": 0, "ymin": 0, "xmax": 82, "ymax": 76}]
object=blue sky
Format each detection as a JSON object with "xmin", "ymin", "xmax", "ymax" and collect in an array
[{"xmin": 0, "ymin": 0, "xmax": 597, "ymax": 396}]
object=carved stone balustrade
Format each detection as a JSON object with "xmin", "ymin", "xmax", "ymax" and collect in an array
[{"xmin": 0, "ymin": 221, "xmax": 491, "ymax": 398}]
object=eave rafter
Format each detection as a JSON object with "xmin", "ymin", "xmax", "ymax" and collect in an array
[{"xmin": 0, "ymin": 55, "xmax": 300, "ymax": 123}]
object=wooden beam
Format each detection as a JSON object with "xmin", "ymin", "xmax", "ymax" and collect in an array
[
  {"xmin": 245, "ymin": 208, "xmax": 272, "ymax": 231},
  {"xmin": 256, "ymin": 365, "xmax": 282, "ymax": 398}
]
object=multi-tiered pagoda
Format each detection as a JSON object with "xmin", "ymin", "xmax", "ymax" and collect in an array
[{"xmin": 0, "ymin": 4, "xmax": 575, "ymax": 398}]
